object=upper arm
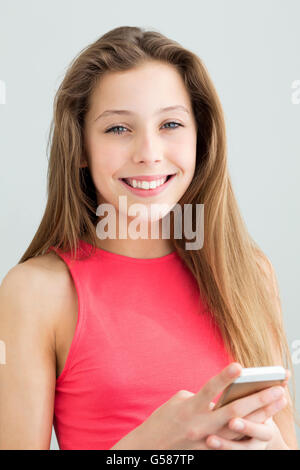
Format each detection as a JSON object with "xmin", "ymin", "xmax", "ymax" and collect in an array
[
  {"xmin": 257, "ymin": 253, "xmax": 299, "ymax": 450},
  {"xmin": 0, "ymin": 263, "xmax": 57, "ymax": 449}
]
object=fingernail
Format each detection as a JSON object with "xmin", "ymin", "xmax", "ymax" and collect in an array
[
  {"xmin": 228, "ymin": 364, "xmax": 239, "ymax": 376},
  {"xmin": 233, "ymin": 419, "xmax": 244, "ymax": 431},
  {"xmin": 210, "ymin": 438, "xmax": 221, "ymax": 448},
  {"xmin": 272, "ymin": 387, "xmax": 284, "ymax": 398},
  {"xmin": 276, "ymin": 397, "xmax": 287, "ymax": 409}
]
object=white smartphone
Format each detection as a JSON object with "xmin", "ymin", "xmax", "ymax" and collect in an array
[{"xmin": 213, "ymin": 366, "xmax": 287, "ymax": 410}]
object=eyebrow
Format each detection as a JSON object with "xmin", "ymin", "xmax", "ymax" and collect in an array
[{"xmin": 94, "ymin": 105, "xmax": 190, "ymax": 122}]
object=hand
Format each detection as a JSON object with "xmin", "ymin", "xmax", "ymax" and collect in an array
[
  {"xmin": 205, "ymin": 370, "xmax": 291, "ymax": 449},
  {"xmin": 110, "ymin": 363, "xmax": 289, "ymax": 450},
  {"xmin": 205, "ymin": 416, "xmax": 286, "ymax": 450}
]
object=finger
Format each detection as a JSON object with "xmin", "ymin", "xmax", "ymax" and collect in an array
[
  {"xmin": 206, "ymin": 434, "xmax": 267, "ymax": 450},
  {"xmin": 213, "ymin": 385, "xmax": 286, "ymax": 430},
  {"xmin": 228, "ymin": 417, "xmax": 273, "ymax": 441},
  {"xmin": 207, "ymin": 423, "xmax": 245, "ymax": 442},
  {"xmin": 217, "ymin": 396, "xmax": 288, "ymax": 441},
  {"xmin": 213, "ymin": 396, "xmax": 288, "ymax": 442},
  {"xmin": 281, "ymin": 378, "xmax": 290, "ymax": 388},
  {"xmin": 192, "ymin": 362, "xmax": 243, "ymax": 411},
  {"xmin": 207, "ymin": 400, "xmax": 245, "ymax": 441},
  {"xmin": 281, "ymin": 370, "xmax": 291, "ymax": 388},
  {"xmin": 243, "ymin": 396, "xmax": 288, "ymax": 423}
]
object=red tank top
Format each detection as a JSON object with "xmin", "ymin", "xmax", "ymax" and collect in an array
[{"xmin": 48, "ymin": 239, "xmax": 233, "ymax": 450}]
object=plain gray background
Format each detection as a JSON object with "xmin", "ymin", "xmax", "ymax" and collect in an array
[{"xmin": 0, "ymin": 0, "xmax": 299, "ymax": 450}]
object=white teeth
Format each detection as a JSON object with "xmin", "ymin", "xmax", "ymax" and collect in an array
[{"xmin": 125, "ymin": 176, "xmax": 168, "ymax": 189}]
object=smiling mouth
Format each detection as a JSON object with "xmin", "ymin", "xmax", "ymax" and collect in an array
[{"xmin": 120, "ymin": 174, "xmax": 174, "ymax": 189}]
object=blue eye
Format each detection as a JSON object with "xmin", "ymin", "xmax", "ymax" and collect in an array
[
  {"xmin": 106, "ymin": 125, "xmax": 127, "ymax": 135},
  {"xmin": 105, "ymin": 121, "xmax": 183, "ymax": 135},
  {"xmin": 163, "ymin": 122, "xmax": 182, "ymax": 130}
]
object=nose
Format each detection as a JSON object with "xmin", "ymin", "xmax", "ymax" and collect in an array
[{"xmin": 131, "ymin": 133, "xmax": 163, "ymax": 165}]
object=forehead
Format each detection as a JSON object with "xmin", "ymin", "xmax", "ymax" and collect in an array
[{"xmin": 88, "ymin": 61, "xmax": 192, "ymax": 116}]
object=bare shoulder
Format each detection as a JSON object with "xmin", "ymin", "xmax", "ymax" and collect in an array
[
  {"xmin": 2, "ymin": 250, "xmax": 71, "ymax": 291},
  {"xmin": 1, "ymin": 251, "xmax": 78, "ymax": 350}
]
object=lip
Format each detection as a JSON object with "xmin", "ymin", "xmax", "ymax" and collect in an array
[
  {"xmin": 120, "ymin": 174, "xmax": 174, "ymax": 181},
  {"xmin": 118, "ymin": 174, "xmax": 177, "ymax": 198}
]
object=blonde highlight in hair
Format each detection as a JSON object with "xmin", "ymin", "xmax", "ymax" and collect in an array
[{"xmin": 18, "ymin": 26, "xmax": 299, "ymax": 430}]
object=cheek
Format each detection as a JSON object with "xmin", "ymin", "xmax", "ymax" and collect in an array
[
  {"xmin": 89, "ymin": 151, "xmax": 121, "ymax": 181},
  {"xmin": 87, "ymin": 135, "xmax": 125, "ymax": 174},
  {"xmin": 174, "ymin": 150, "xmax": 196, "ymax": 177},
  {"xmin": 173, "ymin": 133, "xmax": 197, "ymax": 170}
]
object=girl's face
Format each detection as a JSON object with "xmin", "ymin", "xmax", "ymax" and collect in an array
[{"xmin": 83, "ymin": 61, "xmax": 198, "ymax": 223}]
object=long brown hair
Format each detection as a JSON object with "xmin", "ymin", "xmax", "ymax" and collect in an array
[{"xmin": 18, "ymin": 26, "xmax": 299, "ymax": 428}]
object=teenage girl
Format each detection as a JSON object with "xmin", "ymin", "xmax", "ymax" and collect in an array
[{"xmin": 0, "ymin": 26, "xmax": 299, "ymax": 450}]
